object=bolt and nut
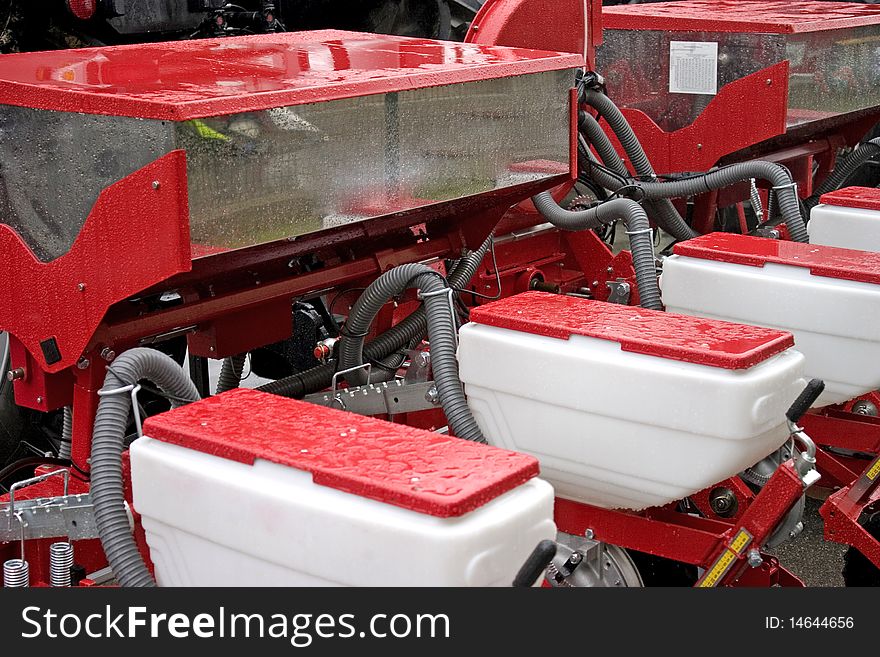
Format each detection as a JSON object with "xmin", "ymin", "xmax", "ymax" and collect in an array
[
  {"xmin": 747, "ymin": 548, "xmax": 763, "ymax": 568},
  {"xmin": 6, "ymin": 367, "xmax": 24, "ymax": 382}
]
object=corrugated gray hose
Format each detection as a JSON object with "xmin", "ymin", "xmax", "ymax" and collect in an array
[
  {"xmin": 59, "ymin": 407, "xmax": 72, "ymax": 460},
  {"xmin": 631, "ymin": 161, "xmax": 809, "ymax": 243},
  {"xmin": 92, "ymin": 348, "xmax": 200, "ymax": 587},
  {"xmin": 216, "ymin": 353, "xmax": 247, "ymax": 393},
  {"xmin": 531, "ymin": 192, "xmax": 663, "ymax": 311},
  {"xmin": 582, "ymin": 90, "xmax": 699, "ymax": 242},
  {"xmin": 803, "ymin": 138, "xmax": 880, "ymax": 213},
  {"xmin": 256, "ymin": 236, "xmax": 492, "ymax": 399},
  {"xmin": 579, "ymin": 111, "xmax": 628, "ymax": 176},
  {"xmin": 337, "ymin": 263, "xmax": 485, "ymax": 442}
]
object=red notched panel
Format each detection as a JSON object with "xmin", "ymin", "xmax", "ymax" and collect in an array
[
  {"xmin": 0, "ymin": 151, "xmax": 192, "ymax": 372},
  {"xmin": 820, "ymin": 186, "xmax": 880, "ymax": 213},
  {"xmin": 0, "ymin": 30, "xmax": 583, "ymax": 121},
  {"xmin": 611, "ymin": 62, "xmax": 789, "ymax": 175},
  {"xmin": 143, "ymin": 388, "xmax": 540, "ymax": 518},
  {"xmin": 469, "ymin": 291, "xmax": 793, "ymax": 369},
  {"xmin": 674, "ymin": 232, "xmax": 880, "ymax": 285}
]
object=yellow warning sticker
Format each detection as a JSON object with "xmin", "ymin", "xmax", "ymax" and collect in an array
[
  {"xmin": 697, "ymin": 529, "xmax": 753, "ymax": 587},
  {"xmin": 698, "ymin": 549, "xmax": 736, "ymax": 588},
  {"xmin": 866, "ymin": 459, "xmax": 880, "ymax": 482},
  {"xmin": 730, "ymin": 529, "xmax": 752, "ymax": 555}
]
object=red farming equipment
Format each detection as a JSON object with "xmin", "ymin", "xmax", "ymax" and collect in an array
[{"xmin": 1, "ymin": 0, "xmax": 880, "ymax": 588}]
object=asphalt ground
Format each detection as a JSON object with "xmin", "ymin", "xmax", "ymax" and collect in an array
[{"xmin": 768, "ymin": 497, "xmax": 848, "ymax": 587}]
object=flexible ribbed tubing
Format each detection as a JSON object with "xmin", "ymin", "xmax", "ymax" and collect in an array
[
  {"xmin": 531, "ymin": 193, "xmax": 662, "ymax": 311},
  {"xmin": 582, "ymin": 90, "xmax": 699, "ymax": 241},
  {"xmin": 216, "ymin": 353, "xmax": 247, "ymax": 393},
  {"xmin": 256, "ymin": 236, "xmax": 492, "ymax": 399},
  {"xmin": 632, "ymin": 161, "xmax": 809, "ymax": 242},
  {"xmin": 92, "ymin": 348, "xmax": 200, "ymax": 587},
  {"xmin": 804, "ymin": 138, "xmax": 880, "ymax": 212},
  {"xmin": 337, "ymin": 263, "xmax": 485, "ymax": 442}
]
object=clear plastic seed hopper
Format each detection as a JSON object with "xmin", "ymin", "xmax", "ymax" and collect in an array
[{"xmin": 0, "ymin": 31, "xmax": 581, "ymax": 374}]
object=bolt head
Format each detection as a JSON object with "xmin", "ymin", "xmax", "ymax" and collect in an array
[
  {"xmin": 747, "ymin": 549, "xmax": 763, "ymax": 568},
  {"xmin": 584, "ymin": 529, "xmax": 594, "ymax": 540},
  {"xmin": 76, "ymin": 358, "xmax": 90, "ymax": 370},
  {"xmin": 77, "ymin": 283, "xmax": 86, "ymax": 292},
  {"xmin": 152, "ymin": 180, "xmax": 161, "ymax": 190}
]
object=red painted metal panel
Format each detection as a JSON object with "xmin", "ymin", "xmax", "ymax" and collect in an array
[
  {"xmin": 0, "ymin": 31, "xmax": 583, "ymax": 120},
  {"xmin": 820, "ymin": 186, "xmax": 880, "ymax": 212},
  {"xmin": 609, "ymin": 63, "xmax": 789, "ymax": 174},
  {"xmin": 603, "ymin": 1, "xmax": 880, "ymax": 34},
  {"xmin": 467, "ymin": 0, "xmax": 594, "ymax": 65},
  {"xmin": 0, "ymin": 151, "xmax": 191, "ymax": 373},
  {"xmin": 142, "ymin": 388, "xmax": 539, "ymax": 518},
  {"xmin": 469, "ymin": 291, "xmax": 794, "ymax": 369},
  {"xmin": 674, "ymin": 232, "xmax": 880, "ymax": 285}
]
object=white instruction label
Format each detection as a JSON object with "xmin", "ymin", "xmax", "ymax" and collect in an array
[{"xmin": 668, "ymin": 41, "xmax": 718, "ymax": 95}]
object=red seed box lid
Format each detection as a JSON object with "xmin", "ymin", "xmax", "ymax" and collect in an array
[
  {"xmin": 603, "ymin": 0, "xmax": 880, "ymax": 34},
  {"xmin": 142, "ymin": 388, "xmax": 539, "ymax": 518},
  {"xmin": 673, "ymin": 232, "xmax": 880, "ymax": 286},
  {"xmin": 468, "ymin": 291, "xmax": 793, "ymax": 369},
  {"xmin": 819, "ymin": 186, "xmax": 880, "ymax": 213}
]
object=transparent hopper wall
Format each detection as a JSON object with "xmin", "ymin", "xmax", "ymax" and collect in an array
[
  {"xmin": 596, "ymin": 27, "xmax": 880, "ymax": 133},
  {"xmin": 0, "ymin": 69, "xmax": 573, "ymax": 262}
]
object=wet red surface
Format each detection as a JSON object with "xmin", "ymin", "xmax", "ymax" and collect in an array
[
  {"xmin": 820, "ymin": 186, "xmax": 880, "ymax": 213},
  {"xmin": 603, "ymin": 0, "xmax": 880, "ymax": 33},
  {"xmin": 469, "ymin": 291, "xmax": 794, "ymax": 369},
  {"xmin": 674, "ymin": 232, "xmax": 880, "ymax": 285},
  {"xmin": 0, "ymin": 30, "xmax": 582, "ymax": 120},
  {"xmin": 143, "ymin": 388, "xmax": 539, "ymax": 518}
]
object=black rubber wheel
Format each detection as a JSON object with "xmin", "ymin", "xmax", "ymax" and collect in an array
[{"xmin": 842, "ymin": 510, "xmax": 880, "ymax": 587}]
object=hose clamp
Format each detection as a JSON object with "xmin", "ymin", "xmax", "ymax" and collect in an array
[
  {"xmin": 418, "ymin": 287, "xmax": 459, "ymax": 347},
  {"xmin": 771, "ymin": 181, "xmax": 798, "ymax": 194},
  {"xmin": 97, "ymin": 383, "xmax": 144, "ymax": 437},
  {"xmin": 624, "ymin": 227, "xmax": 653, "ymax": 237}
]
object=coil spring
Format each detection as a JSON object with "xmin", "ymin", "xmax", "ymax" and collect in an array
[
  {"xmin": 49, "ymin": 542, "xmax": 74, "ymax": 587},
  {"xmin": 3, "ymin": 559, "xmax": 29, "ymax": 587}
]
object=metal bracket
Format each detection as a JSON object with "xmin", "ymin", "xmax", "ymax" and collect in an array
[
  {"xmin": 0, "ymin": 493, "xmax": 97, "ymax": 542},
  {"xmin": 305, "ymin": 379, "xmax": 439, "ymax": 417},
  {"xmin": 605, "ymin": 279, "xmax": 631, "ymax": 305}
]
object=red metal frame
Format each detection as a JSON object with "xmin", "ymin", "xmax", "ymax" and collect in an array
[
  {"xmin": 2, "ymin": 151, "xmax": 191, "ymax": 379},
  {"xmin": 467, "ymin": 0, "xmax": 601, "ymax": 68},
  {"xmin": 555, "ymin": 461, "xmax": 809, "ymax": 586}
]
